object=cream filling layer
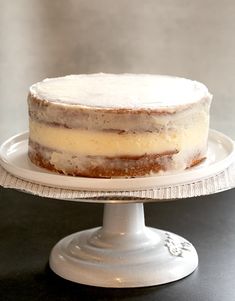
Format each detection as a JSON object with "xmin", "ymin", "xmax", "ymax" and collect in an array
[{"xmin": 29, "ymin": 119, "xmax": 208, "ymax": 157}]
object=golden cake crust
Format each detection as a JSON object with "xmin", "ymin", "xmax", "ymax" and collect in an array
[{"xmin": 28, "ymin": 139, "xmax": 204, "ymax": 178}]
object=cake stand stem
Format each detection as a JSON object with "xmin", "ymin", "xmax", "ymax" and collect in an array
[
  {"xmin": 50, "ymin": 202, "xmax": 198, "ymax": 287},
  {"xmin": 102, "ymin": 203, "xmax": 145, "ymax": 235}
]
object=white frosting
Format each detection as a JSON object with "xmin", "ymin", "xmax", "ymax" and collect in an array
[{"xmin": 30, "ymin": 73, "xmax": 211, "ymax": 109}]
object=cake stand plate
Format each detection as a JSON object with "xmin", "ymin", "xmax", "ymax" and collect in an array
[{"xmin": 0, "ymin": 130, "xmax": 234, "ymax": 191}]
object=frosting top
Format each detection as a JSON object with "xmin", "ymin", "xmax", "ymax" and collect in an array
[{"xmin": 30, "ymin": 73, "xmax": 212, "ymax": 109}]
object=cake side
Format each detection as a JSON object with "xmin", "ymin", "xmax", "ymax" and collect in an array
[{"xmin": 27, "ymin": 74, "xmax": 212, "ymax": 178}]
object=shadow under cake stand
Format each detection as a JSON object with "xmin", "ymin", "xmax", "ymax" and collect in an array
[{"xmin": 0, "ymin": 130, "xmax": 234, "ymax": 288}]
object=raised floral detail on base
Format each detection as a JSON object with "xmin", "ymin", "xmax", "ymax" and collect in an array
[{"xmin": 165, "ymin": 232, "xmax": 192, "ymax": 257}]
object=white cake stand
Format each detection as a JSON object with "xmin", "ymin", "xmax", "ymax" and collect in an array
[
  {"xmin": 50, "ymin": 203, "xmax": 198, "ymax": 287},
  {"xmin": 0, "ymin": 130, "xmax": 234, "ymax": 287}
]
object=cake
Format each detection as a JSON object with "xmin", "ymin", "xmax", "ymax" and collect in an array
[{"xmin": 28, "ymin": 73, "xmax": 212, "ymax": 178}]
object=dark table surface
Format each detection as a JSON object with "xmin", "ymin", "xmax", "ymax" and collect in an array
[{"xmin": 1, "ymin": 187, "xmax": 235, "ymax": 301}]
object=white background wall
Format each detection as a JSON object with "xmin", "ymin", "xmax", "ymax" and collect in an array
[{"xmin": 0, "ymin": 0, "xmax": 234, "ymax": 142}]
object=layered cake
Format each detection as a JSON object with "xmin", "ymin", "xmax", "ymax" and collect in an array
[{"xmin": 28, "ymin": 73, "xmax": 212, "ymax": 177}]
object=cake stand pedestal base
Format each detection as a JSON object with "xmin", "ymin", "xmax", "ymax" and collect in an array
[{"xmin": 49, "ymin": 203, "xmax": 198, "ymax": 287}]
